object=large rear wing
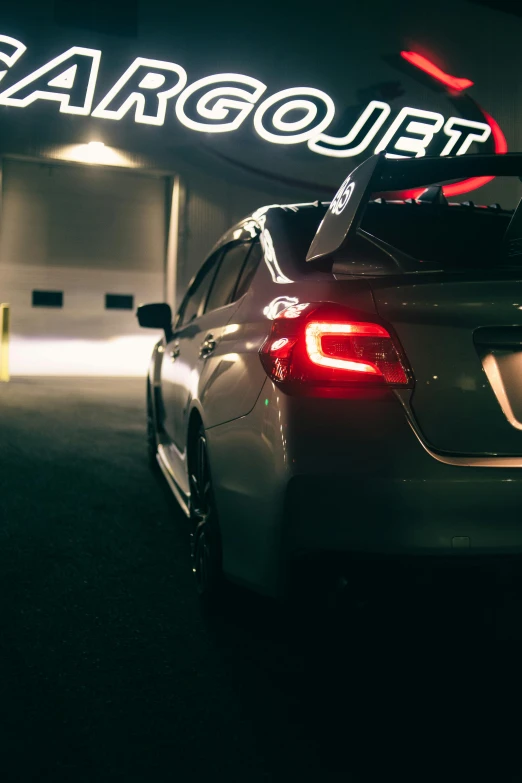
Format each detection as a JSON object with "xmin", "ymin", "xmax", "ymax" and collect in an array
[{"xmin": 306, "ymin": 152, "xmax": 522, "ymax": 265}]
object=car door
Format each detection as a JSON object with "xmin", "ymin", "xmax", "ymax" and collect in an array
[
  {"xmin": 160, "ymin": 250, "xmax": 222, "ymax": 452},
  {"xmin": 170, "ymin": 240, "xmax": 255, "ymax": 452},
  {"xmin": 197, "ymin": 240, "xmax": 265, "ymax": 428}
]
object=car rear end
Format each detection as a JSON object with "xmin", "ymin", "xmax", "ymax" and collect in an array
[{"xmin": 263, "ymin": 189, "xmax": 522, "ymax": 583}]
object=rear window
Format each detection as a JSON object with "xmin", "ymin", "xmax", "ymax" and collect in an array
[{"xmin": 359, "ymin": 202, "xmax": 515, "ymax": 270}]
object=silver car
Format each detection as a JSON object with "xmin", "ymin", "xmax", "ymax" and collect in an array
[{"xmin": 138, "ymin": 152, "xmax": 522, "ymax": 605}]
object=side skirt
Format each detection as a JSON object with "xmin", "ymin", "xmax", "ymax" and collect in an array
[{"xmin": 157, "ymin": 444, "xmax": 191, "ymax": 518}]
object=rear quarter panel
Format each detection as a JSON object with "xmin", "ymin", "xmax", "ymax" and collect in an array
[{"xmin": 199, "ymin": 265, "xmax": 377, "ymax": 431}]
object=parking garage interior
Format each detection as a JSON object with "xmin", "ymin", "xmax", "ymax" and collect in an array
[{"xmin": 2, "ymin": 0, "xmax": 522, "ymax": 781}]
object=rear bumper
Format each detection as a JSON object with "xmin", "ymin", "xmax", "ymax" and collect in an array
[
  {"xmin": 285, "ymin": 473, "xmax": 522, "ymax": 557},
  {"xmin": 283, "ymin": 390, "xmax": 522, "ymax": 559}
]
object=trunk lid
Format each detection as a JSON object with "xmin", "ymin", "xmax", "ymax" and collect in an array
[{"xmin": 371, "ymin": 273, "xmax": 522, "ymax": 455}]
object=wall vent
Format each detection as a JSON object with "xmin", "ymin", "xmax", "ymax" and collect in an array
[
  {"xmin": 105, "ymin": 294, "xmax": 134, "ymax": 310},
  {"xmin": 32, "ymin": 290, "xmax": 63, "ymax": 308}
]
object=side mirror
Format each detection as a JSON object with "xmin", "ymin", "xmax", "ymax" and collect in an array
[{"xmin": 136, "ymin": 302, "xmax": 172, "ymax": 333}]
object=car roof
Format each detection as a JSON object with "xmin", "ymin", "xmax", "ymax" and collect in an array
[
  {"xmin": 208, "ymin": 195, "xmax": 516, "ymax": 282},
  {"xmin": 229, "ymin": 197, "xmax": 514, "ymax": 243},
  {"xmin": 207, "ymin": 202, "xmax": 326, "ymax": 254}
]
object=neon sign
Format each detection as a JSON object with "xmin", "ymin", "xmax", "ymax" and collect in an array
[{"xmin": 0, "ymin": 34, "xmax": 506, "ymax": 194}]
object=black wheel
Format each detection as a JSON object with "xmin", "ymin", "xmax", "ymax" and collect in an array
[
  {"xmin": 189, "ymin": 426, "xmax": 225, "ymax": 608},
  {"xmin": 146, "ymin": 382, "xmax": 158, "ymax": 469}
]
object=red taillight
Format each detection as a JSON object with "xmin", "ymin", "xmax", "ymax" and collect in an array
[{"xmin": 259, "ymin": 303, "xmax": 411, "ymax": 393}]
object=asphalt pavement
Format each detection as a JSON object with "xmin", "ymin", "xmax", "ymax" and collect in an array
[{"xmin": 0, "ymin": 377, "xmax": 522, "ymax": 783}]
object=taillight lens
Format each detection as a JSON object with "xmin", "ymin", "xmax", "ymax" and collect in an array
[{"xmin": 259, "ymin": 303, "xmax": 411, "ymax": 393}]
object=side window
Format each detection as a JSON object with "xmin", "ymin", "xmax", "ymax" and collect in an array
[
  {"xmin": 233, "ymin": 241, "xmax": 262, "ymax": 301},
  {"xmin": 205, "ymin": 243, "xmax": 251, "ymax": 314},
  {"xmin": 177, "ymin": 250, "xmax": 222, "ymax": 328}
]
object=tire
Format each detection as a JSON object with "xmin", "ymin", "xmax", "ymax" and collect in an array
[
  {"xmin": 146, "ymin": 382, "xmax": 159, "ymax": 469},
  {"xmin": 189, "ymin": 425, "xmax": 226, "ymax": 611}
]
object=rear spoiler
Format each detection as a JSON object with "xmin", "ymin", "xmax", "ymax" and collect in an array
[{"xmin": 306, "ymin": 152, "xmax": 522, "ymax": 265}]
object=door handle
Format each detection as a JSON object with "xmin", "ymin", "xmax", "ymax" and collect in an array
[
  {"xmin": 199, "ymin": 334, "xmax": 216, "ymax": 358},
  {"xmin": 169, "ymin": 344, "xmax": 180, "ymax": 362}
]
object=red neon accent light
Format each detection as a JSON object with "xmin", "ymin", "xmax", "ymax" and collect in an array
[
  {"xmin": 400, "ymin": 51, "xmax": 474, "ymax": 92},
  {"xmin": 481, "ymin": 110, "xmax": 508, "ymax": 154},
  {"xmin": 442, "ymin": 109, "xmax": 508, "ymax": 196},
  {"xmin": 395, "ymin": 56, "xmax": 508, "ymax": 198}
]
